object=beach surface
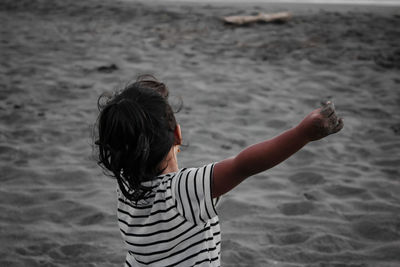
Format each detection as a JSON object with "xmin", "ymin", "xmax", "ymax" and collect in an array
[{"xmin": 1, "ymin": 0, "xmax": 400, "ymax": 266}]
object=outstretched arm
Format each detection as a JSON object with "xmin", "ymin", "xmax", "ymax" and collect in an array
[{"xmin": 212, "ymin": 102, "xmax": 343, "ymax": 198}]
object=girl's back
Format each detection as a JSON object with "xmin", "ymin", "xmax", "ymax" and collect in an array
[{"xmin": 117, "ymin": 166, "xmax": 220, "ymax": 267}]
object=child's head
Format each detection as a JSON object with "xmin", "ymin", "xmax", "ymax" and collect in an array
[{"xmin": 95, "ymin": 75, "xmax": 179, "ymax": 201}]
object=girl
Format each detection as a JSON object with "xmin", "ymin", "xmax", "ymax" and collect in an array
[{"xmin": 95, "ymin": 75, "xmax": 343, "ymax": 267}]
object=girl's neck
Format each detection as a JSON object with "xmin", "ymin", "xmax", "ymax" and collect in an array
[{"xmin": 160, "ymin": 145, "xmax": 179, "ymax": 174}]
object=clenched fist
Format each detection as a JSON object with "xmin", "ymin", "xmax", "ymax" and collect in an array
[{"xmin": 297, "ymin": 101, "xmax": 344, "ymax": 142}]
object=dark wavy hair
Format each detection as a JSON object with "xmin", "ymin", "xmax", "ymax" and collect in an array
[{"xmin": 95, "ymin": 75, "xmax": 178, "ymax": 202}]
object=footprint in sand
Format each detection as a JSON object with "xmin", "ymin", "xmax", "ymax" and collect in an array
[
  {"xmin": 351, "ymin": 215, "xmax": 400, "ymax": 242},
  {"xmin": 323, "ymin": 184, "xmax": 367, "ymax": 198},
  {"xmin": 15, "ymin": 243, "xmax": 57, "ymax": 257},
  {"xmin": 96, "ymin": 64, "xmax": 118, "ymax": 73},
  {"xmin": 288, "ymin": 171, "xmax": 325, "ymax": 186},
  {"xmin": 49, "ymin": 243, "xmax": 98, "ymax": 260},
  {"xmin": 78, "ymin": 211, "xmax": 107, "ymax": 226},
  {"xmin": 274, "ymin": 232, "xmax": 310, "ymax": 246},
  {"xmin": 278, "ymin": 201, "xmax": 314, "ymax": 216},
  {"xmin": 305, "ymin": 233, "xmax": 364, "ymax": 253}
]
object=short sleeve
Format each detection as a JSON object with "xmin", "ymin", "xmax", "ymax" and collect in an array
[{"xmin": 171, "ymin": 163, "xmax": 218, "ymax": 225}]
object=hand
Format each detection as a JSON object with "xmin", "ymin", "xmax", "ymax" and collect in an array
[{"xmin": 297, "ymin": 101, "xmax": 344, "ymax": 142}]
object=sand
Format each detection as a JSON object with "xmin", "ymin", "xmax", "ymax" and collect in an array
[{"xmin": 1, "ymin": 0, "xmax": 400, "ymax": 266}]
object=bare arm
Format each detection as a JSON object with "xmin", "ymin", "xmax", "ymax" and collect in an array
[{"xmin": 212, "ymin": 102, "xmax": 343, "ymax": 198}]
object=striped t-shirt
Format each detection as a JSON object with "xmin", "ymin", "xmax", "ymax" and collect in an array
[{"xmin": 117, "ymin": 163, "xmax": 221, "ymax": 267}]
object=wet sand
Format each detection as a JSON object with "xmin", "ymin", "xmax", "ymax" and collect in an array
[{"xmin": 1, "ymin": 0, "xmax": 400, "ymax": 266}]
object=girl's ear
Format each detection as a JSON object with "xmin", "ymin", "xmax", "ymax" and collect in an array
[{"xmin": 174, "ymin": 124, "xmax": 182, "ymax": 145}]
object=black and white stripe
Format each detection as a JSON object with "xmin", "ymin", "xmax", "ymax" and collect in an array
[{"xmin": 117, "ymin": 163, "xmax": 221, "ymax": 267}]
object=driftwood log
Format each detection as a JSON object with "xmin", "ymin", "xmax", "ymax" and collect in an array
[{"xmin": 223, "ymin": 12, "xmax": 291, "ymax": 25}]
